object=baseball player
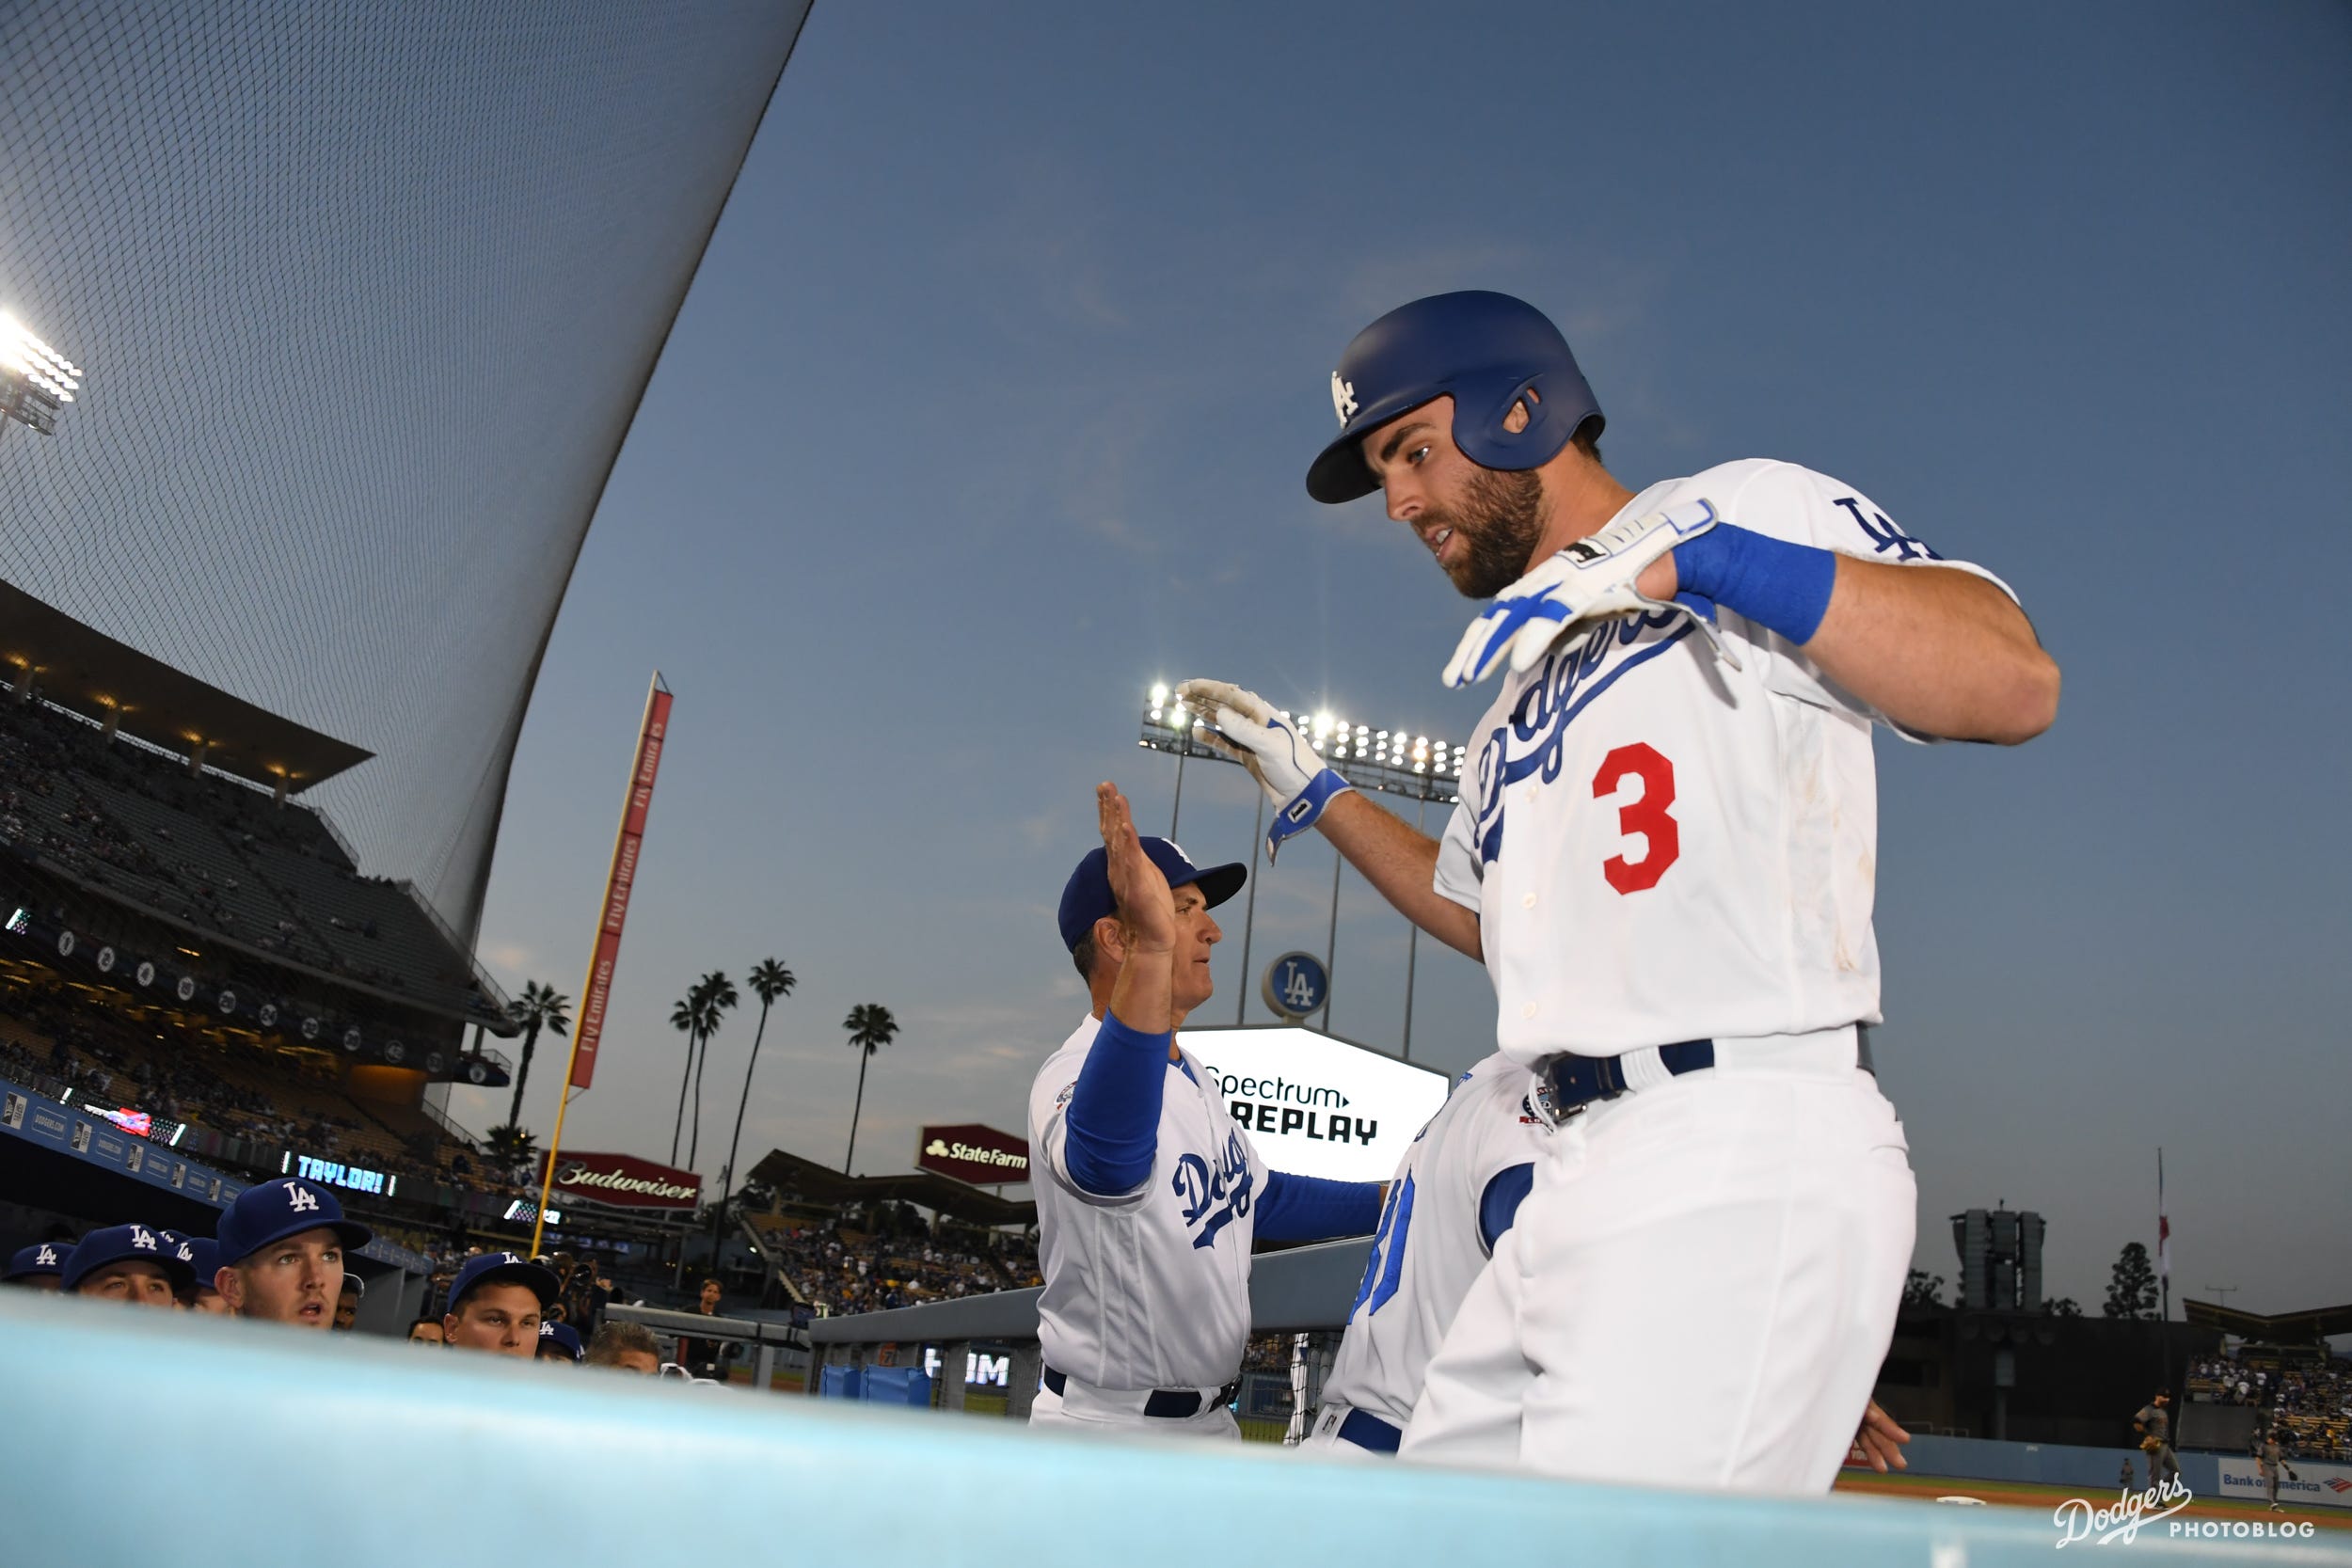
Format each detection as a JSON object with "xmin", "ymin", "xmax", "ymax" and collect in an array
[
  {"xmin": 2134, "ymin": 1391, "xmax": 2181, "ymax": 1489},
  {"xmin": 442, "ymin": 1251, "xmax": 559, "ymax": 1357},
  {"xmin": 60, "ymin": 1223, "xmax": 192, "ymax": 1307},
  {"xmin": 1025, "ymin": 784, "xmax": 1385, "ymax": 1437},
  {"xmin": 1298, "ymin": 1051, "xmax": 1912, "ymax": 1474},
  {"xmin": 214, "ymin": 1176, "xmax": 373, "ymax": 1328},
  {"xmin": 537, "ymin": 1320, "xmax": 586, "ymax": 1364},
  {"xmin": 1183, "ymin": 289, "xmax": 2057, "ymax": 1490},
  {"xmin": 333, "ymin": 1268, "xmax": 362, "ymax": 1331},
  {"xmin": 3, "ymin": 1240, "xmax": 72, "ymax": 1291},
  {"xmin": 2259, "ymin": 1430, "xmax": 2296, "ymax": 1512}
]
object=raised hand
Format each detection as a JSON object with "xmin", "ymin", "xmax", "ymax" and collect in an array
[{"xmin": 1097, "ymin": 781, "xmax": 1174, "ymax": 955}]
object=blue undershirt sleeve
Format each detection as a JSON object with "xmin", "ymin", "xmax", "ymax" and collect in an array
[
  {"xmin": 1477, "ymin": 1163, "xmax": 1536, "ymax": 1256},
  {"xmin": 1059, "ymin": 1009, "xmax": 1169, "ymax": 1197},
  {"xmin": 1256, "ymin": 1170, "xmax": 1387, "ymax": 1242}
]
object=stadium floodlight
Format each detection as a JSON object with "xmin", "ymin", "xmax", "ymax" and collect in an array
[
  {"xmin": 1137, "ymin": 688, "xmax": 1468, "ymax": 805},
  {"xmin": 0, "ymin": 309, "xmax": 83, "ymax": 436}
]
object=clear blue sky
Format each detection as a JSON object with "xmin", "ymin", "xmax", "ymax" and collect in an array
[{"xmin": 444, "ymin": 1, "xmax": 2352, "ymax": 1315}]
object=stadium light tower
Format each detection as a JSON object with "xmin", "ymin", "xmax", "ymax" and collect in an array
[
  {"xmin": 1137, "ymin": 688, "xmax": 1470, "ymax": 1056},
  {"xmin": 0, "ymin": 309, "xmax": 83, "ymax": 436}
]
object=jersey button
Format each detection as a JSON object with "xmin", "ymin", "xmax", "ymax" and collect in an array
[
  {"xmin": 1520, "ymin": 892, "xmax": 1536, "ymax": 909},
  {"xmin": 1520, "ymin": 1002, "xmax": 1537, "ymax": 1019}
]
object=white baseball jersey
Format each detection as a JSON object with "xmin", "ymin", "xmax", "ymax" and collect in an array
[
  {"xmin": 1317, "ymin": 1051, "xmax": 1551, "ymax": 1431},
  {"xmin": 1433, "ymin": 458, "xmax": 2016, "ymax": 1062},
  {"xmin": 1027, "ymin": 1013, "xmax": 1265, "ymax": 1392}
]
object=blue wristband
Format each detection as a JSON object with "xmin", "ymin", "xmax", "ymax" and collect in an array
[
  {"xmin": 1670, "ymin": 524, "xmax": 1838, "ymax": 645},
  {"xmin": 1266, "ymin": 768, "xmax": 1353, "ymax": 861}
]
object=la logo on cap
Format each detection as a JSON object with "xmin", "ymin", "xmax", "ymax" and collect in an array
[
  {"xmin": 284, "ymin": 1181, "xmax": 320, "ymax": 1213},
  {"xmin": 36, "ymin": 1244, "xmax": 56, "ymax": 1265},
  {"xmin": 501, "ymin": 1252, "xmax": 520, "ymax": 1264},
  {"xmin": 130, "ymin": 1226, "xmax": 156, "ymax": 1250},
  {"xmin": 175, "ymin": 1241, "xmax": 194, "ymax": 1261}
]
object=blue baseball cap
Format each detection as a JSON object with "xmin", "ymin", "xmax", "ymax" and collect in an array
[
  {"xmin": 215, "ymin": 1177, "xmax": 373, "ymax": 1267},
  {"xmin": 4, "ymin": 1240, "xmax": 72, "ymax": 1281},
  {"xmin": 61, "ymin": 1224, "xmax": 197, "ymax": 1292},
  {"xmin": 182, "ymin": 1238, "xmax": 221, "ymax": 1291},
  {"xmin": 1057, "ymin": 837, "xmax": 1246, "ymax": 952},
  {"xmin": 445, "ymin": 1251, "xmax": 561, "ymax": 1316},
  {"xmin": 537, "ymin": 1321, "xmax": 584, "ymax": 1361}
]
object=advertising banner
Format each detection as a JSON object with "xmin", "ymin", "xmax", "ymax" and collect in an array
[
  {"xmin": 2217, "ymin": 1456, "xmax": 2352, "ymax": 1510},
  {"xmin": 915, "ymin": 1123, "xmax": 1030, "ymax": 1186},
  {"xmin": 549, "ymin": 1150, "xmax": 702, "ymax": 1211},
  {"xmin": 1179, "ymin": 1026, "xmax": 1451, "ymax": 1182},
  {"xmin": 569, "ymin": 683, "xmax": 673, "ymax": 1090}
]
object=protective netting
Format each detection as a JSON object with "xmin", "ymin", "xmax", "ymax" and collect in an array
[{"xmin": 0, "ymin": 0, "xmax": 810, "ymax": 941}]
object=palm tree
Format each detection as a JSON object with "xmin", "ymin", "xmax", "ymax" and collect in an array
[
  {"xmin": 707, "ymin": 958, "xmax": 793, "ymax": 1267},
  {"xmin": 503, "ymin": 980, "xmax": 571, "ymax": 1130},
  {"xmin": 669, "ymin": 992, "xmax": 705, "ymax": 1165},
  {"xmin": 484, "ymin": 1122, "xmax": 540, "ymax": 1182},
  {"xmin": 722, "ymin": 958, "xmax": 795, "ymax": 1203},
  {"xmin": 840, "ymin": 1003, "xmax": 898, "ymax": 1175},
  {"xmin": 688, "ymin": 969, "xmax": 739, "ymax": 1169}
]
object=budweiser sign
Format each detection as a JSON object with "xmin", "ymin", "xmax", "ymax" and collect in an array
[
  {"xmin": 915, "ymin": 1123, "xmax": 1030, "ymax": 1187},
  {"xmin": 548, "ymin": 1150, "xmax": 702, "ymax": 1211}
]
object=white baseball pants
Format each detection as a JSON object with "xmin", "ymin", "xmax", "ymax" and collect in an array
[
  {"xmin": 1399, "ymin": 1037, "xmax": 1914, "ymax": 1492},
  {"xmin": 1028, "ymin": 1380, "xmax": 1240, "ymax": 1440}
]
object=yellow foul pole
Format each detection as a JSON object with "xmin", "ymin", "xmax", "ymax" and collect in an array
[{"xmin": 531, "ymin": 672, "xmax": 671, "ymax": 1255}]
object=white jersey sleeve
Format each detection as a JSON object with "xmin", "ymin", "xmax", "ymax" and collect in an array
[
  {"xmin": 1432, "ymin": 797, "xmax": 1484, "ymax": 913},
  {"xmin": 1459, "ymin": 457, "xmax": 2027, "ymax": 1060},
  {"xmin": 1711, "ymin": 460, "xmax": 2019, "ymax": 744},
  {"xmin": 1026, "ymin": 1015, "xmax": 1266, "ymax": 1393},
  {"xmin": 1316, "ymin": 1053, "xmax": 1552, "ymax": 1430}
]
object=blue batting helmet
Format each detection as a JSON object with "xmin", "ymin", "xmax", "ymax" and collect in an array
[{"xmin": 1305, "ymin": 291, "xmax": 1603, "ymax": 504}]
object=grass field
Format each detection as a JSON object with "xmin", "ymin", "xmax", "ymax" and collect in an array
[{"xmin": 1835, "ymin": 1467, "xmax": 2351, "ymax": 1535}]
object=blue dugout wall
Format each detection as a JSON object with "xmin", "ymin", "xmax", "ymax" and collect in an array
[{"xmin": 3, "ymin": 1293, "xmax": 2325, "ymax": 1567}]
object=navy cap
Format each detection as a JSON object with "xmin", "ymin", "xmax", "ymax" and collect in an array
[
  {"xmin": 182, "ymin": 1238, "xmax": 221, "ymax": 1291},
  {"xmin": 1057, "ymin": 837, "xmax": 1246, "ymax": 952},
  {"xmin": 61, "ymin": 1223, "xmax": 196, "ymax": 1291},
  {"xmin": 445, "ymin": 1250, "xmax": 561, "ymax": 1315},
  {"xmin": 537, "ymin": 1321, "xmax": 584, "ymax": 1361},
  {"xmin": 215, "ymin": 1177, "xmax": 373, "ymax": 1267},
  {"xmin": 4, "ymin": 1240, "xmax": 72, "ymax": 1281}
]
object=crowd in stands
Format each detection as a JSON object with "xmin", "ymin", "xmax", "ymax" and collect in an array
[
  {"xmin": 2189, "ymin": 1353, "xmax": 2352, "ymax": 1460},
  {"xmin": 767, "ymin": 1216, "xmax": 1040, "ymax": 1317},
  {"xmin": 0, "ymin": 693, "xmax": 499, "ymax": 1019}
]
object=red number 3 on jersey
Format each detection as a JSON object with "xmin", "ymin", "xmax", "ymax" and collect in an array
[{"xmin": 1592, "ymin": 742, "xmax": 1680, "ymax": 894}]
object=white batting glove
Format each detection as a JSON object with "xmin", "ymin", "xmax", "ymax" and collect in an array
[
  {"xmin": 1440, "ymin": 498, "xmax": 1737, "ymax": 689},
  {"xmin": 1173, "ymin": 678, "xmax": 1355, "ymax": 862}
]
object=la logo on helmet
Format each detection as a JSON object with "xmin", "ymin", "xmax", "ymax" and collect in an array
[{"xmin": 1330, "ymin": 372, "xmax": 1357, "ymax": 425}]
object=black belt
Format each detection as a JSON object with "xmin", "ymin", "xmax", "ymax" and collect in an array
[
  {"xmin": 1541, "ymin": 1030, "xmax": 1875, "ymax": 1120},
  {"xmin": 1541, "ymin": 1039, "xmax": 1715, "ymax": 1117},
  {"xmin": 1336, "ymin": 1407, "xmax": 1402, "ymax": 1452},
  {"xmin": 1042, "ymin": 1366, "xmax": 1238, "ymax": 1418}
]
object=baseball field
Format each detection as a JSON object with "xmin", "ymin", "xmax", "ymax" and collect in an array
[{"xmin": 1835, "ymin": 1468, "xmax": 2352, "ymax": 1535}]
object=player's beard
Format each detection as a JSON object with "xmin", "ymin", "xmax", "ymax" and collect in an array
[{"xmin": 1430, "ymin": 466, "xmax": 1546, "ymax": 598}]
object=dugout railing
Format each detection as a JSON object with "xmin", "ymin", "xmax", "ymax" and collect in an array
[{"xmin": 802, "ymin": 1235, "xmax": 1375, "ymax": 1430}]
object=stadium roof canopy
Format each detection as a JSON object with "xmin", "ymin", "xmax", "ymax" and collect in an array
[
  {"xmin": 0, "ymin": 579, "xmax": 372, "ymax": 793},
  {"xmin": 2182, "ymin": 1298, "xmax": 2352, "ymax": 1341},
  {"xmin": 747, "ymin": 1147, "xmax": 1036, "ymax": 1228}
]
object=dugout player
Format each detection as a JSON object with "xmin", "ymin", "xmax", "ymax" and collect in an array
[
  {"xmin": 1183, "ymin": 290, "xmax": 2057, "ymax": 1490},
  {"xmin": 442, "ymin": 1251, "xmax": 559, "ymax": 1358},
  {"xmin": 3, "ymin": 1240, "xmax": 72, "ymax": 1291},
  {"xmin": 1026, "ymin": 785, "xmax": 1386, "ymax": 1437},
  {"xmin": 215, "ymin": 1176, "xmax": 373, "ymax": 1328},
  {"xmin": 61, "ymin": 1223, "xmax": 192, "ymax": 1307},
  {"xmin": 1298, "ymin": 1051, "xmax": 1910, "ymax": 1471}
]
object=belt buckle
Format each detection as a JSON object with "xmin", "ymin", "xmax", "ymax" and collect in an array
[{"xmin": 1538, "ymin": 1053, "xmax": 1622, "ymax": 1122}]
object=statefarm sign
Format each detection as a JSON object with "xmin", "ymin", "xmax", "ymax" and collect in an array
[
  {"xmin": 916, "ymin": 1124, "xmax": 1030, "ymax": 1187},
  {"xmin": 549, "ymin": 1150, "xmax": 702, "ymax": 1212}
]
